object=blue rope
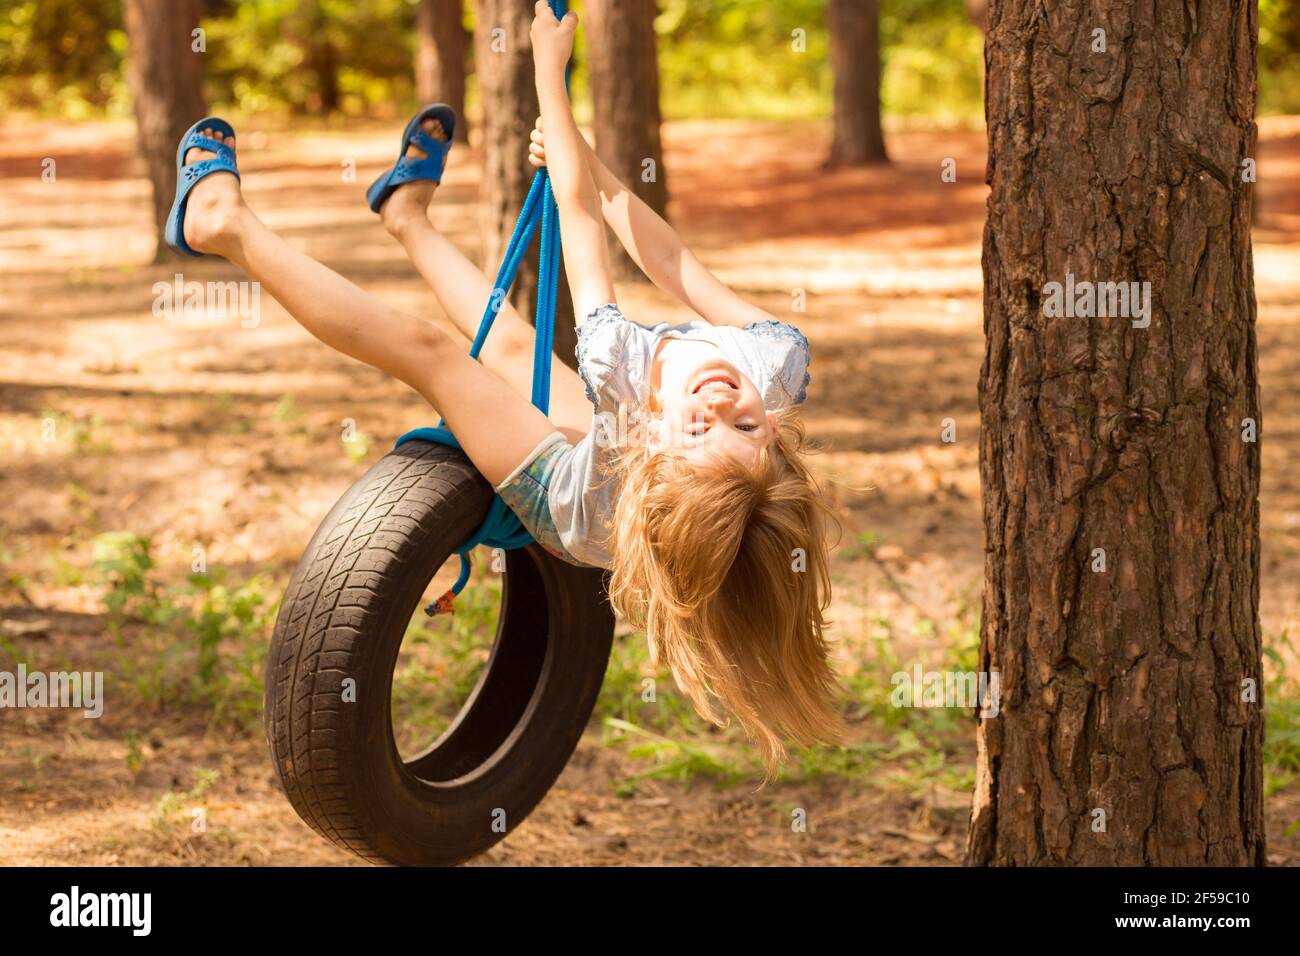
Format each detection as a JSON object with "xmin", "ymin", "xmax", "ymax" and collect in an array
[{"xmin": 396, "ymin": 0, "xmax": 568, "ymax": 613}]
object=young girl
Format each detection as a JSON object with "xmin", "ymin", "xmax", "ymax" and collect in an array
[{"xmin": 167, "ymin": 2, "xmax": 843, "ymax": 773}]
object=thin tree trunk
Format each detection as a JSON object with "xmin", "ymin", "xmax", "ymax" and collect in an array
[
  {"xmin": 123, "ymin": 0, "xmax": 207, "ymax": 263},
  {"xmin": 826, "ymin": 0, "xmax": 887, "ymax": 166},
  {"xmin": 294, "ymin": 0, "xmax": 340, "ymax": 114},
  {"xmin": 473, "ymin": 0, "xmax": 576, "ymax": 370},
  {"xmin": 969, "ymin": 1, "xmax": 1263, "ymax": 865},
  {"xmin": 584, "ymin": 0, "xmax": 668, "ymax": 281},
  {"xmin": 416, "ymin": 0, "xmax": 470, "ymax": 142}
]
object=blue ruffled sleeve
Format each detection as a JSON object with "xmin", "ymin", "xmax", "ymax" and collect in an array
[
  {"xmin": 574, "ymin": 304, "xmax": 651, "ymax": 412},
  {"xmin": 744, "ymin": 319, "xmax": 811, "ymax": 405}
]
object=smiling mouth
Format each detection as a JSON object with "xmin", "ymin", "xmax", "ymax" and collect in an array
[{"xmin": 692, "ymin": 374, "xmax": 739, "ymax": 394}]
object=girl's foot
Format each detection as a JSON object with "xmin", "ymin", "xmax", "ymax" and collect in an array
[
  {"xmin": 180, "ymin": 127, "xmax": 245, "ymax": 256},
  {"xmin": 380, "ymin": 117, "xmax": 449, "ymax": 237}
]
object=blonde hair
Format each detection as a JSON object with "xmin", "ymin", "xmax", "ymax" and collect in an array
[{"xmin": 605, "ymin": 407, "xmax": 845, "ymax": 780}]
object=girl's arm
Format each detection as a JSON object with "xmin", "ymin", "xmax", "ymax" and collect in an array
[
  {"xmin": 530, "ymin": 3, "xmax": 616, "ymax": 326},
  {"xmin": 531, "ymin": 118, "xmax": 774, "ymax": 330}
]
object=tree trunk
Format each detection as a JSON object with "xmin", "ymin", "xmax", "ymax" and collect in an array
[
  {"xmin": 416, "ymin": 0, "xmax": 470, "ymax": 142},
  {"xmin": 826, "ymin": 0, "xmax": 887, "ymax": 166},
  {"xmin": 473, "ymin": 0, "xmax": 576, "ymax": 370},
  {"xmin": 293, "ymin": 0, "xmax": 340, "ymax": 114},
  {"xmin": 584, "ymin": 0, "xmax": 668, "ymax": 281},
  {"xmin": 123, "ymin": 0, "xmax": 207, "ymax": 263},
  {"xmin": 969, "ymin": 2, "xmax": 1263, "ymax": 866}
]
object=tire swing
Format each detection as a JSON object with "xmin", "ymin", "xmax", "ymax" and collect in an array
[{"xmin": 264, "ymin": 1, "xmax": 614, "ymax": 866}]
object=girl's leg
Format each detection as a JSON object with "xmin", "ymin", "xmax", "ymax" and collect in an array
[
  {"xmin": 377, "ymin": 121, "xmax": 591, "ymax": 438},
  {"xmin": 182, "ymin": 130, "xmax": 560, "ymax": 487}
]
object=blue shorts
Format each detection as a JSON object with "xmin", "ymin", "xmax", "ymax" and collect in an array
[{"xmin": 495, "ymin": 433, "xmax": 587, "ymax": 567}]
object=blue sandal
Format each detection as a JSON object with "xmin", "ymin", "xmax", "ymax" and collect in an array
[
  {"xmin": 365, "ymin": 103, "xmax": 457, "ymax": 214},
  {"xmin": 165, "ymin": 117, "xmax": 240, "ymax": 258}
]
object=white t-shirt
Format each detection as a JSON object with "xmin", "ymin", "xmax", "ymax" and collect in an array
[{"xmin": 500, "ymin": 305, "xmax": 811, "ymax": 569}]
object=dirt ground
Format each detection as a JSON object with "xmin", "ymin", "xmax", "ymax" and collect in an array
[{"xmin": 0, "ymin": 113, "xmax": 1297, "ymax": 865}]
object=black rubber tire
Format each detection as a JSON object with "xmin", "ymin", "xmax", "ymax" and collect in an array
[{"xmin": 264, "ymin": 439, "xmax": 615, "ymax": 866}]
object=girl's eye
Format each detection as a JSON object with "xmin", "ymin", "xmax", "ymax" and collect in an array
[{"xmin": 735, "ymin": 423, "xmax": 758, "ymax": 432}]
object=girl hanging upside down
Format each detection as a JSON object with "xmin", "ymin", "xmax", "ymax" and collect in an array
[{"xmin": 166, "ymin": 2, "xmax": 844, "ymax": 774}]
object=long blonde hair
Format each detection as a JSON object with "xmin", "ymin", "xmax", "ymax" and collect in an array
[{"xmin": 605, "ymin": 407, "xmax": 845, "ymax": 779}]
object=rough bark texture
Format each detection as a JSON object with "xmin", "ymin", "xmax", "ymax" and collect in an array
[
  {"xmin": 969, "ymin": 2, "xmax": 1263, "ymax": 866},
  {"xmin": 827, "ymin": 0, "xmax": 888, "ymax": 166},
  {"xmin": 123, "ymin": 0, "xmax": 207, "ymax": 262},
  {"xmin": 417, "ymin": 0, "xmax": 470, "ymax": 141},
  {"xmin": 584, "ymin": 0, "xmax": 669, "ymax": 280},
  {"xmin": 472, "ymin": 0, "xmax": 576, "ymax": 370}
]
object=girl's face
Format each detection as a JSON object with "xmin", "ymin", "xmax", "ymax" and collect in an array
[{"xmin": 649, "ymin": 353, "xmax": 777, "ymax": 466}]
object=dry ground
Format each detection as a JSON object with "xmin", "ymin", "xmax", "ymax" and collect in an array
[{"xmin": 0, "ymin": 112, "xmax": 1296, "ymax": 865}]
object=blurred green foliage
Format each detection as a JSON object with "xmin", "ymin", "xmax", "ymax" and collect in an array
[
  {"xmin": 0, "ymin": 0, "xmax": 431, "ymax": 117},
  {"xmin": 1261, "ymin": 0, "xmax": 1300, "ymax": 114},
  {"xmin": 880, "ymin": 0, "xmax": 983, "ymax": 124},
  {"xmin": 0, "ymin": 0, "xmax": 129, "ymax": 117},
  {"xmin": 201, "ymin": 0, "xmax": 423, "ymax": 117},
  {"xmin": 1, "ymin": 0, "xmax": 1298, "ymax": 122},
  {"xmin": 653, "ymin": 0, "xmax": 831, "ymax": 120}
]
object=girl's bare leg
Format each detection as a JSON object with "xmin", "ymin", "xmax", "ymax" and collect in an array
[
  {"xmin": 181, "ymin": 128, "xmax": 559, "ymax": 486},
  {"xmin": 377, "ymin": 118, "xmax": 591, "ymax": 439}
]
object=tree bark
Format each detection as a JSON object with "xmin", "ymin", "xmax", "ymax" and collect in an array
[
  {"xmin": 416, "ymin": 0, "xmax": 470, "ymax": 142},
  {"xmin": 123, "ymin": 0, "xmax": 207, "ymax": 263},
  {"xmin": 473, "ymin": 0, "xmax": 576, "ymax": 370},
  {"xmin": 826, "ymin": 0, "xmax": 888, "ymax": 166},
  {"xmin": 584, "ymin": 0, "xmax": 668, "ymax": 281},
  {"xmin": 969, "ymin": 2, "xmax": 1263, "ymax": 866}
]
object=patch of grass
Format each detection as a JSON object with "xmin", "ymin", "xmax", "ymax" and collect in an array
[
  {"xmin": 594, "ymin": 630, "xmax": 711, "ymax": 736},
  {"xmin": 49, "ymin": 554, "xmax": 86, "ymax": 587},
  {"xmin": 39, "ymin": 408, "xmax": 113, "ymax": 455},
  {"xmin": 603, "ymin": 719, "xmax": 750, "ymax": 796},
  {"xmin": 390, "ymin": 552, "xmax": 501, "ymax": 758},
  {"xmin": 179, "ymin": 571, "xmax": 276, "ymax": 727},
  {"xmin": 593, "ymin": 606, "xmax": 980, "ymax": 791},
  {"xmin": 91, "ymin": 532, "xmax": 163, "ymax": 631},
  {"xmin": 594, "ymin": 627, "xmax": 780, "ymax": 790},
  {"xmin": 63, "ymin": 480, "xmax": 98, "ymax": 531},
  {"xmin": 150, "ymin": 768, "xmax": 219, "ymax": 835},
  {"xmin": 1264, "ymin": 629, "xmax": 1300, "ymax": 799},
  {"xmin": 91, "ymin": 532, "xmax": 277, "ymax": 729},
  {"xmin": 775, "ymin": 741, "xmax": 884, "ymax": 784},
  {"xmin": 0, "ymin": 636, "xmax": 25, "ymax": 667},
  {"xmin": 833, "ymin": 604, "xmax": 981, "ymax": 791},
  {"xmin": 838, "ymin": 529, "xmax": 885, "ymax": 562},
  {"xmin": 271, "ymin": 395, "xmax": 301, "ymax": 424},
  {"xmin": 123, "ymin": 732, "xmax": 144, "ymax": 774}
]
